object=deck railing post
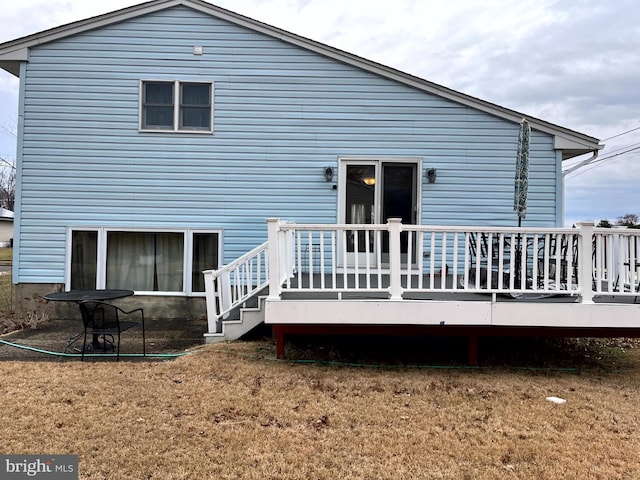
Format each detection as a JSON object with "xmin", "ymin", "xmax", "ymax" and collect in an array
[
  {"xmin": 203, "ymin": 269, "xmax": 220, "ymax": 334},
  {"xmin": 388, "ymin": 218, "xmax": 403, "ymax": 300},
  {"xmin": 577, "ymin": 221, "xmax": 595, "ymax": 304},
  {"xmin": 267, "ymin": 218, "xmax": 282, "ymax": 300}
]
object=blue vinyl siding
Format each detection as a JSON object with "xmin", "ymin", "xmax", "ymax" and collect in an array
[{"xmin": 16, "ymin": 5, "xmax": 560, "ymax": 283}]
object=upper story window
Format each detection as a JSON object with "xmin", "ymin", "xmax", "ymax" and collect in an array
[{"xmin": 140, "ymin": 81, "xmax": 213, "ymax": 133}]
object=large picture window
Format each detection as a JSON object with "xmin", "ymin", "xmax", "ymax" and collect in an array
[
  {"xmin": 141, "ymin": 81, "xmax": 212, "ymax": 132},
  {"xmin": 68, "ymin": 228, "xmax": 220, "ymax": 295}
]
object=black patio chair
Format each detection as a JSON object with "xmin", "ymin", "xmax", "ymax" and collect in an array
[
  {"xmin": 78, "ymin": 300, "xmax": 145, "ymax": 361},
  {"xmin": 465, "ymin": 232, "xmax": 511, "ymax": 288},
  {"xmin": 537, "ymin": 234, "xmax": 579, "ymax": 287}
]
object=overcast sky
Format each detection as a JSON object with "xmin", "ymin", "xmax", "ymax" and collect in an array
[{"xmin": 1, "ymin": 0, "xmax": 639, "ymax": 226}]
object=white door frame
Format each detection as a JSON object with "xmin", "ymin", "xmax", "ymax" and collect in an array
[{"xmin": 337, "ymin": 156, "xmax": 422, "ymax": 267}]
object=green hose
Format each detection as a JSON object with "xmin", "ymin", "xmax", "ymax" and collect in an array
[
  {"xmin": 0, "ymin": 339, "xmax": 189, "ymax": 358},
  {"xmin": 1, "ymin": 339, "xmax": 621, "ymax": 372},
  {"xmin": 212, "ymin": 348, "xmax": 583, "ymax": 372}
]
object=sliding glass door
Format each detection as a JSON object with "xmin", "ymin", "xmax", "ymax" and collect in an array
[{"xmin": 341, "ymin": 159, "xmax": 419, "ymax": 267}]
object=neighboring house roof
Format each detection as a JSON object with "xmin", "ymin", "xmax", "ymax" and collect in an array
[
  {"xmin": 0, "ymin": 0, "xmax": 601, "ymax": 159},
  {"xmin": 0, "ymin": 208, "xmax": 14, "ymax": 222}
]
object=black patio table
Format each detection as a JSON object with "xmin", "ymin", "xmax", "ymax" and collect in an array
[
  {"xmin": 44, "ymin": 289, "xmax": 134, "ymax": 303},
  {"xmin": 44, "ymin": 289, "xmax": 135, "ymax": 352}
]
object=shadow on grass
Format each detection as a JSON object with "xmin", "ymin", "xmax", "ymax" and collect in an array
[{"xmin": 256, "ymin": 330, "xmax": 639, "ymax": 371}]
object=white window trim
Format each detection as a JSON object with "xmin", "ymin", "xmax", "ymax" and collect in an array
[
  {"xmin": 139, "ymin": 80, "xmax": 214, "ymax": 134},
  {"xmin": 66, "ymin": 227, "xmax": 222, "ymax": 296}
]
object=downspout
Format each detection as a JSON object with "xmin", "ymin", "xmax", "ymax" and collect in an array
[
  {"xmin": 560, "ymin": 149, "xmax": 599, "ymax": 226},
  {"xmin": 562, "ymin": 149, "xmax": 600, "ymax": 177}
]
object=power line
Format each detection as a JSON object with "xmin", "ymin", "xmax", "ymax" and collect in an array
[
  {"xmin": 565, "ymin": 146, "xmax": 640, "ymax": 180},
  {"xmin": 565, "ymin": 124, "xmax": 640, "ymax": 176},
  {"xmin": 0, "ymin": 157, "xmax": 16, "ymax": 170},
  {"xmin": 592, "ymin": 145, "xmax": 640, "ymax": 163},
  {"xmin": 563, "ymin": 139, "xmax": 640, "ymax": 172},
  {"xmin": 566, "ymin": 153, "xmax": 638, "ymax": 181},
  {"xmin": 602, "ymin": 125, "xmax": 640, "ymax": 142},
  {"xmin": 604, "ymin": 142, "xmax": 640, "ymax": 157}
]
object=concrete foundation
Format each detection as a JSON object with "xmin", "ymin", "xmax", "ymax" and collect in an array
[{"xmin": 15, "ymin": 283, "xmax": 207, "ymax": 320}]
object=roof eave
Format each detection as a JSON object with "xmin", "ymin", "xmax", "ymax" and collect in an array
[
  {"xmin": 0, "ymin": 0, "xmax": 181, "ymax": 58},
  {"xmin": 556, "ymin": 136, "xmax": 605, "ymax": 160}
]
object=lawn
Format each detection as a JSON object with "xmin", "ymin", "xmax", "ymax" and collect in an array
[
  {"xmin": 0, "ymin": 247, "xmax": 12, "ymax": 264},
  {"xmin": 0, "ymin": 248, "xmax": 12, "ymax": 324},
  {"xmin": 0, "ymin": 338, "xmax": 639, "ymax": 479}
]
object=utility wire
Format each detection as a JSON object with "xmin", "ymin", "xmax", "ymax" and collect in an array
[
  {"xmin": 564, "ymin": 125, "xmax": 640, "ymax": 177},
  {"xmin": 602, "ymin": 125, "xmax": 640, "ymax": 141},
  {"xmin": 563, "ymin": 140, "xmax": 640, "ymax": 171},
  {"xmin": 565, "ymin": 146, "xmax": 640, "ymax": 180},
  {"xmin": 0, "ymin": 157, "xmax": 15, "ymax": 170},
  {"xmin": 589, "ymin": 145, "xmax": 640, "ymax": 164}
]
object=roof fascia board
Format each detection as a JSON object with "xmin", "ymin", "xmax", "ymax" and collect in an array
[
  {"xmin": 0, "ymin": 47, "xmax": 28, "ymax": 62},
  {"xmin": 0, "ymin": 0, "xmax": 601, "ymax": 151},
  {"xmin": 0, "ymin": 0, "xmax": 181, "ymax": 54},
  {"xmin": 555, "ymin": 136, "xmax": 604, "ymax": 151}
]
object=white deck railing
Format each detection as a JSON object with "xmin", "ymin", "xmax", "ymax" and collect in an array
[
  {"xmin": 202, "ymin": 241, "xmax": 269, "ymax": 334},
  {"xmin": 266, "ymin": 219, "xmax": 640, "ymax": 303},
  {"xmin": 593, "ymin": 227, "xmax": 640, "ymax": 294},
  {"xmin": 202, "ymin": 221, "xmax": 640, "ymax": 332}
]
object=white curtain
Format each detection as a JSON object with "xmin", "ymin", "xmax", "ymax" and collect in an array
[
  {"xmin": 107, "ymin": 233, "xmax": 155, "ymax": 290},
  {"xmin": 106, "ymin": 232, "xmax": 183, "ymax": 291},
  {"xmin": 155, "ymin": 233, "xmax": 183, "ymax": 291}
]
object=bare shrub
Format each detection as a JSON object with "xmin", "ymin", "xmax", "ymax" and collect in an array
[{"xmin": 0, "ymin": 310, "xmax": 49, "ymax": 335}]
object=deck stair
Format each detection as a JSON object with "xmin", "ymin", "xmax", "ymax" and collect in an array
[
  {"xmin": 203, "ymin": 292, "xmax": 268, "ymax": 343},
  {"xmin": 202, "ymin": 240, "xmax": 276, "ymax": 343}
]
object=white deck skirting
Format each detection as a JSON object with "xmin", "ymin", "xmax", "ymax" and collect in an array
[{"xmin": 265, "ymin": 298, "xmax": 640, "ymax": 329}]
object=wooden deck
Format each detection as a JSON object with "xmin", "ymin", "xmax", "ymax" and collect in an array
[
  {"xmin": 267, "ymin": 273, "xmax": 640, "ymax": 364},
  {"xmin": 204, "ymin": 220, "xmax": 640, "ymax": 363}
]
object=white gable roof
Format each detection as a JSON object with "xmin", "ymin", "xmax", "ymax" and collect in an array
[{"xmin": 0, "ymin": 0, "xmax": 602, "ymax": 159}]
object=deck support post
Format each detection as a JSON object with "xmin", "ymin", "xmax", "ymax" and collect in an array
[
  {"xmin": 203, "ymin": 269, "xmax": 220, "ymax": 334},
  {"xmin": 467, "ymin": 335, "xmax": 478, "ymax": 366},
  {"xmin": 273, "ymin": 325, "xmax": 285, "ymax": 358},
  {"xmin": 577, "ymin": 221, "xmax": 595, "ymax": 304},
  {"xmin": 267, "ymin": 218, "xmax": 282, "ymax": 300},
  {"xmin": 388, "ymin": 218, "xmax": 403, "ymax": 300}
]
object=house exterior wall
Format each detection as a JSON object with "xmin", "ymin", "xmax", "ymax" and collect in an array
[
  {"xmin": 0, "ymin": 220, "xmax": 13, "ymax": 244},
  {"xmin": 14, "ymin": 5, "xmax": 561, "ymax": 312}
]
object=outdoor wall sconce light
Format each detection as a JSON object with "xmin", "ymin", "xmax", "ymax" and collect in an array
[
  {"xmin": 426, "ymin": 168, "xmax": 437, "ymax": 184},
  {"xmin": 324, "ymin": 166, "xmax": 334, "ymax": 182}
]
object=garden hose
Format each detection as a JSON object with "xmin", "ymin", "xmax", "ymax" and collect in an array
[{"xmin": 0, "ymin": 338, "xmax": 189, "ymax": 358}]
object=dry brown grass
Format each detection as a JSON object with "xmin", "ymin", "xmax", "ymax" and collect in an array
[
  {"xmin": 0, "ymin": 266, "xmax": 12, "ymax": 315},
  {"xmin": 1, "ymin": 339, "xmax": 639, "ymax": 479},
  {"xmin": 0, "ymin": 248, "xmax": 50, "ymax": 333}
]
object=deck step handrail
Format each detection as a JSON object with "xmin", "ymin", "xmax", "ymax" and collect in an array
[{"xmin": 203, "ymin": 241, "xmax": 269, "ymax": 334}]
